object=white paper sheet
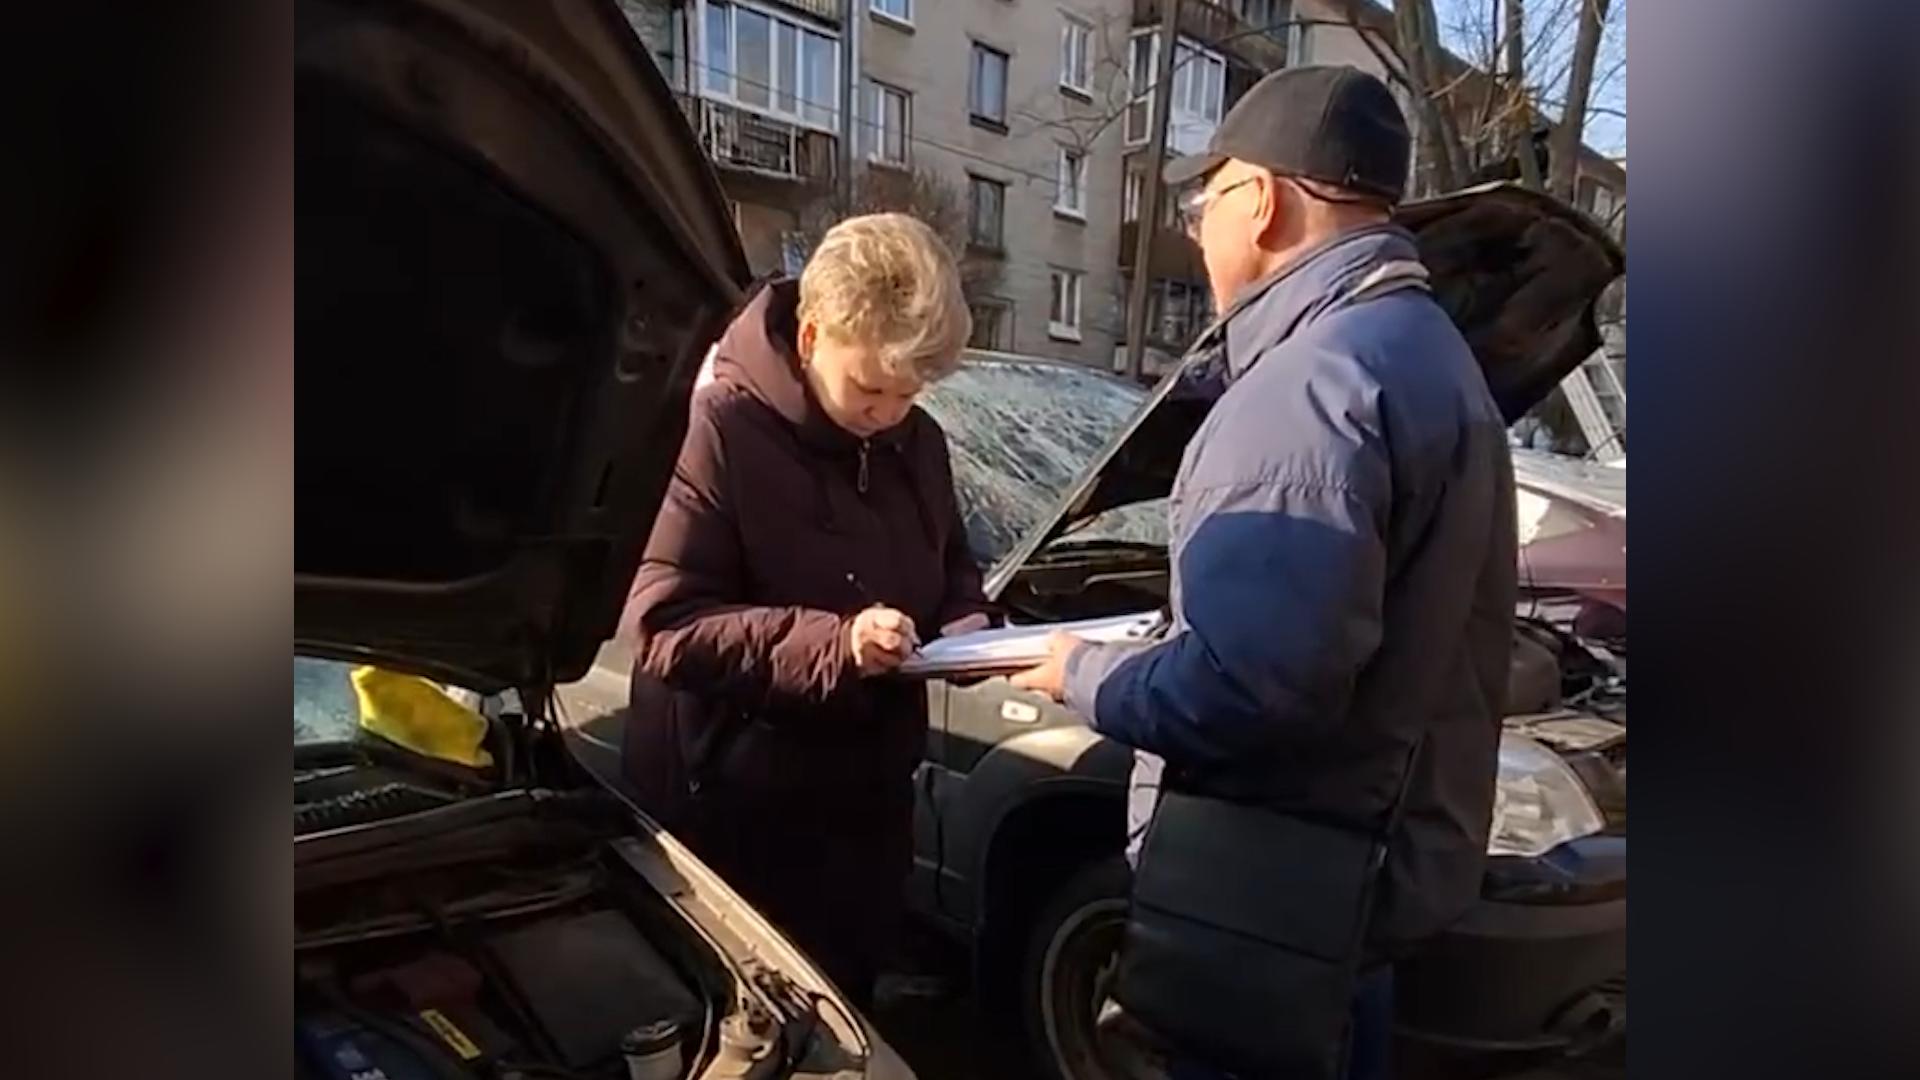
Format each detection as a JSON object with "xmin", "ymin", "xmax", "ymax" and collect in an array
[{"xmin": 897, "ymin": 611, "xmax": 1167, "ymax": 678}]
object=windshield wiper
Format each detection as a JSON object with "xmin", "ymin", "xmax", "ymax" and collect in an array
[{"xmin": 1039, "ymin": 539, "xmax": 1168, "ymax": 556}]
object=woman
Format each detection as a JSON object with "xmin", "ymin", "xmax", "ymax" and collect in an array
[{"xmin": 620, "ymin": 213, "xmax": 993, "ymax": 1003}]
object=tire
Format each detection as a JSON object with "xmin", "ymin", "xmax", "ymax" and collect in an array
[{"xmin": 1018, "ymin": 855, "xmax": 1139, "ymax": 1080}]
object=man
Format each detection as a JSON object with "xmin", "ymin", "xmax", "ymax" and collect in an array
[{"xmin": 1012, "ymin": 66, "xmax": 1516, "ymax": 1079}]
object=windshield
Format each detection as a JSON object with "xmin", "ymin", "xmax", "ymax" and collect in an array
[
  {"xmin": 918, "ymin": 356, "xmax": 1150, "ymax": 565},
  {"xmin": 1511, "ymin": 448, "xmax": 1627, "ymax": 517},
  {"xmin": 294, "ymin": 657, "xmax": 361, "ymax": 745},
  {"xmin": 294, "ymin": 657, "xmax": 510, "ymax": 748},
  {"xmin": 1068, "ymin": 498, "xmax": 1171, "ymax": 547},
  {"xmin": 1066, "ymin": 453, "xmax": 1631, "ymax": 553}
]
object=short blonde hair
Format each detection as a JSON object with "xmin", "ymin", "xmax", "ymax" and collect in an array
[{"xmin": 797, "ymin": 212, "xmax": 972, "ymax": 383}]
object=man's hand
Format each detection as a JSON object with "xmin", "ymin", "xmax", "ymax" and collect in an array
[
  {"xmin": 1009, "ymin": 632, "xmax": 1083, "ymax": 702},
  {"xmin": 849, "ymin": 606, "xmax": 919, "ymax": 677}
]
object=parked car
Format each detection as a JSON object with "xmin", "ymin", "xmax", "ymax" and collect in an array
[
  {"xmin": 1510, "ymin": 447, "xmax": 1627, "ymax": 641},
  {"xmin": 906, "ymin": 185, "xmax": 1628, "ymax": 1079},
  {"xmin": 294, "ymin": 2, "xmax": 911, "ymax": 1078}
]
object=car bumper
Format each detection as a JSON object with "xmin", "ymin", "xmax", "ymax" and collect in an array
[{"xmin": 1395, "ymin": 838, "xmax": 1626, "ymax": 1054}]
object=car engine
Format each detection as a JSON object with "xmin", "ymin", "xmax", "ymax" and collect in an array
[{"xmin": 294, "ymin": 783, "xmax": 722, "ymax": 1080}]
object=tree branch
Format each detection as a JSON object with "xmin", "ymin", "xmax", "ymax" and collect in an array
[
  {"xmin": 1547, "ymin": 0, "xmax": 1611, "ymax": 198},
  {"xmin": 1009, "ymin": 15, "xmax": 1424, "ymax": 159},
  {"xmin": 1340, "ymin": 1, "xmax": 1412, "ymax": 89},
  {"xmin": 1538, "ymin": 97, "xmax": 1624, "ymax": 121}
]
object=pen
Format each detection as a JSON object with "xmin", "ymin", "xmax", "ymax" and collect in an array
[
  {"xmin": 845, "ymin": 572, "xmax": 920, "ymax": 651},
  {"xmin": 845, "ymin": 571, "xmax": 875, "ymax": 607}
]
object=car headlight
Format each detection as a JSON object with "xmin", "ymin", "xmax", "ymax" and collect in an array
[{"xmin": 1488, "ymin": 732, "xmax": 1606, "ymax": 858}]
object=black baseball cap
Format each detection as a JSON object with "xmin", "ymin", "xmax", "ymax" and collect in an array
[{"xmin": 1163, "ymin": 65, "xmax": 1410, "ymax": 204}]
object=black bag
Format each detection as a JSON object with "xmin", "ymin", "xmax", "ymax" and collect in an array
[{"xmin": 1112, "ymin": 746, "xmax": 1420, "ymax": 1079}]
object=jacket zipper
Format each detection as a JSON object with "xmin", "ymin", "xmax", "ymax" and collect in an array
[{"xmin": 857, "ymin": 439, "xmax": 870, "ymax": 494}]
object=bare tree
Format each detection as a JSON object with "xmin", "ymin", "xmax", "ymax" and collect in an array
[
  {"xmin": 1008, "ymin": 9, "xmax": 1147, "ymax": 158},
  {"xmin": 1547, "ymin": 0, "xmax": 1613, "ymax": 199},
  {"xmin": 1318, "ymin": 0, "xmax": 1623, "ymax": 202},
  {"xmin": 1385, "ymin": 0, "xmax": 1469, "ymax": 192},
  {"xmin": 986, "ymin": 1, "xmax": 1620, "ymax": 206},
  {"xmin": 791, "ymin": 167, "xmax": 998, "ymax": 301},
  {"xmin": 1504, "ymin": 0, "xmax": 1545, "ymax": 189}
]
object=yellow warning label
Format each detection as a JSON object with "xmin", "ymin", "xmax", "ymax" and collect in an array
[{"xmin": 418, "ymin": 1008, "xmax": 483, "ymax": 1060}]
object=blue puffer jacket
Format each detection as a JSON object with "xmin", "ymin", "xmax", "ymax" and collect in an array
[{"xmin": 1063, "ymin": 224, "xmax": 1516, "ymax": 948}]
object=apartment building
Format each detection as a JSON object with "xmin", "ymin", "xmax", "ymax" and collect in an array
[
  {"xmin": 1118, "ymin": 0, "xmax": 1307, "ymax": 376},
  {"xmin": 611, "ymin": 1, "xmax": 1292, "ymax": 370},
  {"xmin": 614, "ymin": 0, "xmax": 1130, "ymax": 366},
  {"xmin": 859, "ymin": 1, "xmax": 1146, "ymax": 363},
  {"xmin": 617, "ymin": 1, "xmax": 1620, "ymax": 384},
  {"xmin": 617, "ymin": 0, "xmax": 846, "ymax": 273}
]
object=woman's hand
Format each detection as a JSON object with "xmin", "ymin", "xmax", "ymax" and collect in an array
[{"xmin": 848, "ymin": 606, "xmax": 919, "ymax": 676}]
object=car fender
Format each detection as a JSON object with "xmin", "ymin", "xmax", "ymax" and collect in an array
[{"xmin": 939, "ymin": 723, "xmax": 1132, "ymax": 925}]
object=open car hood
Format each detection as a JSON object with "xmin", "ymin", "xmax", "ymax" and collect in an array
[
  {"xmin": 296, "ymin": 0, "xmax": 749, "ymax": 692},
  {"xmin": 986, "ymin": 183, "xmax": 1624, "ymax": 591}
]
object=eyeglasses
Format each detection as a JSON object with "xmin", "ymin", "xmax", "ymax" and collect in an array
[{"xmin": 1176, "ymin": 176, "xmax": 1260, "ymax": 238}]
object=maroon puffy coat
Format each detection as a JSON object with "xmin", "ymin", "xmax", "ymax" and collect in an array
[{"xmin": 620, "ymin": 279, "xmax": 990, "ymax": 999}]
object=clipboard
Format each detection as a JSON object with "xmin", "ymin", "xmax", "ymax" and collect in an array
[{"xmin": 897, "ymin": 611, "xmax": 1168, "ymax": 678}]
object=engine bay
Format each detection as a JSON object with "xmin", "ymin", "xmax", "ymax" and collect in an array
[
  {"xmin": 293, "ymin": 783, "xmax": 812, "ymax": 1080},
  {"xmin": 1001, "ymin": 541, "xmax": 1626, "ymax": 725},
  {"xmin": 298, "ymin": 908, "xmax": 701, "ymax": 1080}
]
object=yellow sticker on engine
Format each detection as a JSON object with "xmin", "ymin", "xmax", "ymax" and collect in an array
[{"xmin": 418, "ymin": 1008, "xmax": 483, "ymax": 1060}]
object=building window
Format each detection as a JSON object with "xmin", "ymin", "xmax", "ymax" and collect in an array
[
  {"xmin": 1127, "ymin": 30, "xmax": 1225, "ymax": 151},
  {"xmin": 1589, "ymin": 181, "xmax": 1620, "ymax": 226},
  {"xmin": 779, "ymin": 231, "xmax": 809, "ymax": 277},
  {"xmin": 1060, "ymin": 15, "xmax": 1093, "ymax": 96},
  {"xmin": 1158, "ymin": 279, "xmax": 1208, "ymax": 345},
  {"xmin": 704, "ymin": 1, "xmax": 732, "ymax": 96},
  {"xmin": 1123, "ymin": 169, "xmax": 1183, "ymax": 227},
  {"xmin": 969, "ymin": 298, "xmax": 1013, "ymax": 351},
  {"xmin": 1235, "ymin": 1, "xmax": 1293, "ymax": 46},
  {"xmin": 775, "ymin": 20, "xmax": 797, "ymax": 113},
  {"xmin": 1126, "ymin": 277, "xmax": 1211, "ymax": 348},
  {"xmin": 1172, "ymin": 41, "xmax": 1225, "ymax": 123},
  {"xmin": 1049, "ymin": 268, "xmax": 1084, "ymax": 341},
  {"xmin": 866, "ymin": 79, "xmax": 911, "ymax": 166},
  {"xmin": 699, "ymin": 1, "xmax": 840, "ymax": 131},
  {"xmin": 1164, "ymin": 179, "xmax": 1191, "ymax": 228},
  {"xmin": 800, "ymin": 29, "xmax": 836, "ymax": 128},
  {"xmin": 970, "ymin": 43, "xmax": 1010, "ymax": 128},
  {"xmin": 871, "ymin": 0, "xmax": 912, "ymax": 28},
  {"xmin": 667, "ymin": 6, "xmax": 690, "ymax": 90},
  {"xmin": 968, "ymin": 176, "xmax": 1006, "ymax": 252},
  {"xmin": 736, "ymin": 7, "xmax": 775, "ymax": 109},
  {"xmin": 1055, "ymin": 148, "xmax": 1088, "ymax": 219},
  {"xmin": 1125, "ymin": 33, "xmax": 1153, "ymax": 143}
]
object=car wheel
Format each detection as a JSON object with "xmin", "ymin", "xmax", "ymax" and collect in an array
[{"xmin": 1020, "ymin": 856, "xmax": 1162, "ymax": 1080}]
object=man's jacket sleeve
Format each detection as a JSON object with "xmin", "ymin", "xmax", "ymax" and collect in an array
[{"xmin": 1062, "ymin": 380, "xmax": 1390, "ymax": 767}]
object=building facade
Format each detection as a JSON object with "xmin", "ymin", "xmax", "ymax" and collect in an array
[
  {"xmin": 617, "ymin": 0, "xmax": 1146, "ymax": 367},
  {"xmin": 619, "ymin": 0, "xmax": 848, "ymax": 272},
  {"xmin": 1119, "ymin": 0, "xmax": 1357, "ymax": 378},
  {"xmin": 858, "ymin": 0, "xmax": 1136, "ymax": 363},
  {"xmin": 616, "ymin": 0, "xmax": 1623, "ymax": 391}
]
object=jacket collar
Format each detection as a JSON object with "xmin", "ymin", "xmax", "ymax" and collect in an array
[
  {"xmin": 1198, "ymin": 224, "xmax": 1424, "ymax": 383},
  {"xmin": 712, "ymin": 278, "xmax": 904, "ymax": 454}
]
